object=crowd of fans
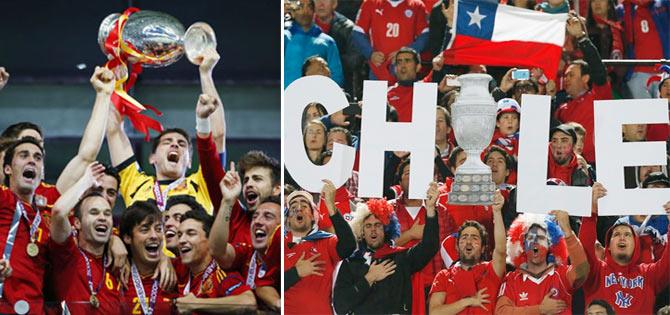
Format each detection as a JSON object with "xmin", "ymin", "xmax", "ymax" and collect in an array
[
  {"xmin": 0, "ymin": 47, "xmax": 280, "ymax": 314},
  {"xmin": 284, "ymin": 0, "xmax": 670, "ymax": 313}
]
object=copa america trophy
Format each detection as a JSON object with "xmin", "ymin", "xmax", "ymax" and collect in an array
[
  {"xmin": 448, "ymin": 74, "xmax": 497, "ymax": 205},
  {"xmin": 97, "ymin": 10, "xmax": 217, "ymax": 68}
]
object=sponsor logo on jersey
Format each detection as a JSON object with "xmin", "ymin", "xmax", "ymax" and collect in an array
[
  {"xmin": 287, "ymin": 252, "xmax": 296, "ymax": 259},
  {"xmin": 519, "ymin": 291, "xmax": 528, "ymax": 301},
  {"xmin": 375, "ymin": 9, "xmax": 384, "ymax": 15},
  {"xmin": 389, "ymin": 96, "xmax": 400, "ymax": 101}
]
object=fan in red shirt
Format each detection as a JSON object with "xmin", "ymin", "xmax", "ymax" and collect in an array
[
  {"xmin": 496, "ymin": 211, "xmax": 589, "ymax": 314},
  {"xmin": 176, "ymin": 208, "xmax": 256, "ymax": 314},
  {"xmin": 283, "ymin": 181, "xmax": 356, "ymax": 315},
  {"xmin": 386, "ymin": 47, "xmax": 430, "ymax": 123},
  {"xmin": 579, "ymin": 183, "xmax": 670, "ymax": 314},
  {"xmin": 429, "ymin": 190, "xmax": 506, "ymax": 315},
  {"xmin": 209, "ymin": 165, "xmax": 281, "ymax": 311},
  {"xmin": 353, "ymin": 0, "xmax": 428, "ymax": 83},
  {"xmin": 0, "ymin": 138, "xmax": 51, "ymax": 314},
  {"xmin": 119, "ymin": 200, "xmax": 179, "ymax": 314},
  {"xmin": 49, "ymin": 162, "xmax": 121, "ymax": 314}
]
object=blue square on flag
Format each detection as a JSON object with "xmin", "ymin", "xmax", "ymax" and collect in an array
[{"xmin": 456, "ymin": 0, "xmax": 497, "ymax": 40}]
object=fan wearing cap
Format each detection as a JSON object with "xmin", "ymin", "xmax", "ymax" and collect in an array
[
  {"xmin": 429, "ymin": 190, "xmax": 506, "ymax": 315},
  {"xmin": 490, "ymin": 98, "xmax": 521, "ymax": 159},
  {"xmin": 579, "ymin": 182, "xmax": 670, "ymax": 314},
  {"xmin": 284, "ymin": 180, "xmax": 356, "ymax": 315},
  {"xmin": 614, "ymin": 172, "xmax": 670, "ymax": 263},
  {"xmin": 333, "ymin": 182, "xmax": 440, "ymax": 315},
  {"xmin": 496, "ymin": 210, "xmax": 589, "ymax": 314},
  {"xmin": 548, "ymin": 123, "xmax": 592, "ymax": 186}
]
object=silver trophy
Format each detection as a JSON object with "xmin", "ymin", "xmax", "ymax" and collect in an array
[
  {"xmin": 448, "ymin": 74, "xmax": 497, "ymax": 205},
  {"xmin": 97, "ymin": 10, "xmax": 217, "ymax": 67}
]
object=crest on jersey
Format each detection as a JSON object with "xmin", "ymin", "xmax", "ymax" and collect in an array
[
  {"xmin": 405, "ymin": 9, "xmax": 413, "ymax": 18},
  {"xmin": 201, "ymin": 278, "xmax": 214, "ymax": 294},
  {"xmin": 258, "ymin": 263, "xmax": 267, "ymax": 278},
  {"xmin": 35, "ymin": 195, "xmax": 47, "ymax": 207}
]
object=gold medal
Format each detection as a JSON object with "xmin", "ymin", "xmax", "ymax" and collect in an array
[
  {"xmin": 26, "ymin": 242, "xmax": 39, "ymax": 257},
  {"xmin": 90, "ymin": 294, "xmax": 100, "ymax": 308}
]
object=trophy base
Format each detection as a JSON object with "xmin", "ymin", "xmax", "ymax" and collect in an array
[{"xmin": 448, "ymin": 173, "xmax": 496, "ymax": 205}]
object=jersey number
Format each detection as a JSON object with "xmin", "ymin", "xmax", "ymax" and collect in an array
[
  {"xmin": 132, "ymin": 297, "xmax": 148, "ymax": 314},
  {"xmin": 640, "ymin": 20, "xmax": 649, "ymax": 33},
  {"xmin": 386, "ymin": 23, "xmax": 399, "ymax": 37}
]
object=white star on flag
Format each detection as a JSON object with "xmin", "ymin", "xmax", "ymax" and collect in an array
[{"xmin": 467, "ymin": 6, "xmax": 487, "ymax": 29}]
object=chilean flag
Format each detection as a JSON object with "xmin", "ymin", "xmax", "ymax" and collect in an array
[{"xmin": 443, "ymin": 0, "xmax": 567, "ymax": 79}]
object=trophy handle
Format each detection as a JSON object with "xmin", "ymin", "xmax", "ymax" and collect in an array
[{"xmin": 184, "ymin": 22, "xmax": 218, "ymax": 65}]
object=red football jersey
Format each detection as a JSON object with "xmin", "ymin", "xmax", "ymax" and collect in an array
[
  {"xmin": 122, "ymin": 272, "xmax": 177, "ymax": 315},
  {"xmin": 48, "ymin": 236, "xmax": 121, "ymax": 315},
  {"xmin": 498, "ymin": 265, "xmax": 574, "ymax": 315},
  {"xmin": 229, "ymin": 202, "xmax": 252, "ymax": 245},
  {"xmin": 628, "ymin": 5, "xmax": 664, "ymax": 73},
  {"xmin": 178, "ymin": 261, "xmax": 250, "ymax": 299},
  {"xmin": 387, "ymin": 84, "xmax": 415, "ymax": 122},
  {"xmin": 355, "ymin": 0, "xmax": 428, "ymax": 55},
  {"xmin": 0, "ymin": 187, "xmax": 50, "ymax": 314},
  {"xmin": 284, "ymin": 234, "xmax": 342, "ymax": 314},
  {"xmin": 229, "ymin": 225, "xmax": 281, "ymax": 290},
  {"xmin": 430, "ymin": 262, "xmax": 502, "ymax": 315}
]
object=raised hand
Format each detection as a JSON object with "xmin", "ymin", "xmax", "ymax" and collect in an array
[
  {"xmin": 321, "ymin": 179, "xmax": 337, "ymax": 215},
  {"xmin": 83, "ymin": 162, "xmax": 106, "ymax": 189},
  {"xmin": 295, "ymin": 252, "xmax": 325, "ymax": 278},
  {"xmin": 549, "ymin": 210, "xmax": 572, "ymax": 236},
  {"xmin": 91, "ymin": 66, "xmax": 115, "ymax": 95},
  {"xmin": 591, "ymin": 182, "xmax": 607, "ymax": 215},
  {"xmin": 197, "ymin": 47, "xmax": 220, "ymax": 73},
  {"xmin": 371, "ymin": 51, "xmax": 385, "ymax": 67},
  {"xmin": 196, "ymin": 93, "xmax": 219, "ymax": 119},
  {"xmin": 492, "ymin": 190, "xmax": 504, "ymax": 213},
  {"xmin": 219, "ymin": 162, "xmax": 241, "ymax": 204}
]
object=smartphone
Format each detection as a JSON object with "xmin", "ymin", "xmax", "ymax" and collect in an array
[{"xmin": 511, "ymin": 69, "xmax": 530, "ymax": 80}]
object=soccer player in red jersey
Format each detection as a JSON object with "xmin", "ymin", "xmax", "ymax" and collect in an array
[
  {"xmin": 164, "ymin": 195, "xmax": 206, "ymax": 256},
  {"xmin": 0, "ymin": 137, "xmax": 52, "ymax": 314},
  {"xmin": 495, "ymin": 211, "xmax": 589, "ymax": 314},
  {"xmin": 49, "ymin": 162, "xmax": 121, "ymax": 314},
  {"xmin": 579, "ymin": 183, "xmax": 670, "ymax": 314},
  {"xmin": 120, "ymin": 200, "xmax": 179, "ymax": 314},
  {"xmin": 209, "ymin": 164, "xmax": 281, "ymax": 311},
  {"xmin": 176, "ymin": 208, "xmax": 256, "ymax": 313},
  {"xmin": 429, "ymin": 190, "xmax": 506, "ymax": 314}
]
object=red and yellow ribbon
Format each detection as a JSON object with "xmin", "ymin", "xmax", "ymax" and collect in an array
[{"xmin": 103, "ymin": 7, "xmax": 165, "ymax": 141}]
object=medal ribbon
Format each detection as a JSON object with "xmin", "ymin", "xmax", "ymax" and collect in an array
[
  {"xmin": 131, "ymin": 263, "xmax": 159, "ymax": 315},
  {"xmin": 183, "ymin": 260, "xmax": 217, "ymax": 295},
  {"xmin": 245, "ymin": 251, "xmax": 258, "ymax": 289},
  {"xmin": 18, "ymin": 202, "xmax": 41, "ymax": 243},
  {"xmin": 77, "ymin": 248, "xmax": 108, "ymax": 298},
  {"xmin": 103, "ymin": 7, "xmax": 164, "ymax": 141},
  {"xmin": 0, "ymin": 202, "xmax": 25, "ymax": 298},
  {"xmin": 152, "ymin": 177, "xmax": 186, "ymax": 212}
]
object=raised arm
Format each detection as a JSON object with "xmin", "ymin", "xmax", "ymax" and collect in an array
[
  {"xmin": 323, "ymin": 179, "xmax": 356, "ymax": 259},
  {"xmin": 209, "ymin": 162, "xmax": 240, "ymax": 269},
  {"xmin": 579, "ymin": 182, "xmax": 607, "ymax": 287},
  {"xmin": 648, "ymin": 201, "xmax": 670, "ymax": 293},
  {"xmin": 195, "ymin": 93, "xmax": 226, "ymax": 213},
  {"xmin": 407, "ymin": 182, "xmax": 440, "ymax": 272},
  {"xmin": 551, "ymin": 210, "xmax": 589, "ymax": 289},
  {"xmin": 57, "ymin": 67, "xmax": 114, "ymax": 193},
  {"xmin": 105, "ymin": 100, "xmax": 134, "ymax": 168},
  {"xmin": 51, "ymin": 162, "xmax": 105, "ymax": 244},
  {"xmin": 491, "ymin": 190, "xmax": 507, "ymax": 278},
  {"xmin": 197, "ymin": 48, "xmax": 226, "ymax": 155}
]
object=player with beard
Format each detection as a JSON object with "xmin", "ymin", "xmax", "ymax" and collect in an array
[
  {"xmin": 333, "ymin": 182, "xmax": 439, "ymax": 315},
  {"xmin": 119, "ymin": 200, "xmax": 178, "ymax": 314},
  {"xmin": 209, "ymin": 164, "xmax": 281, "ymax": 311},
  {"xmin": 547, "ymin": 124, "xmax": 592, "ymax": 186},
  {"xmin": 495, "ymin": 210, "xmax": 589, "ymax": 314},
  {"xmin": 200, "ymin": 150, "xmax": 280, "ymax": 245},
  {"xmin": 579, "ymin": 183, "xmax": 670, "ymax": 314},
  {"xmin": 106, "ymin": 91, "xmax": 221, "ymax": 212},
  {"xmin": 0, "ymin": 137, "xmax": 52, "ymax": 313},
  {"xmin": 284, "ymin": 180, "xmax": 356, "ymax": 315},
  {"xmin": 429, "ymin": 191, "xmax": 506, "ymax": 314},
  {"xmin": 49, "ymin": 162, "xmax": 120, "ymax": 314},
  {"xmin": 176, "ymin": 208, "xmax": 256, "ymax": 313}
]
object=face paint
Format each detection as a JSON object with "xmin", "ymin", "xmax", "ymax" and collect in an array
[{"xmin": 524, "ymin": 225, "xmax": 550, "ymax": 264}]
